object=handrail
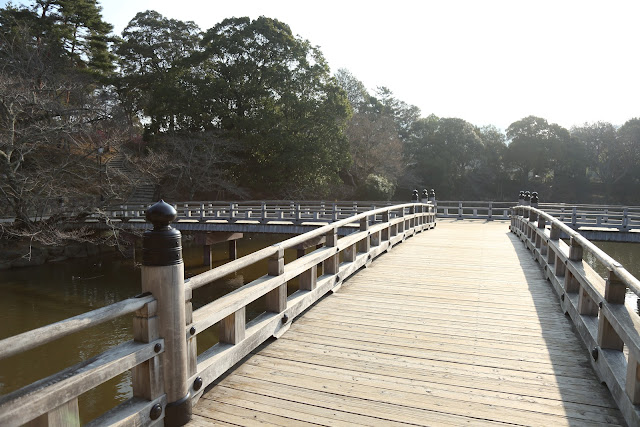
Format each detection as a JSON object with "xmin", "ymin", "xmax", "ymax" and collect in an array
[
  {"xmin": 522, "ymin": 205, "xmax": 640, "ymax": 297},
  {"xmin": 0, "ymin": 202, "xmax": 436, "ymax": 426},
  {"xmin": 0, "ymin": 293, "xmax": 155, "ymax": 360},
  {"xmin": 0, "ymin": 293, "xmax": 159, "ymax": 426},
  {"xmin": 187, "ymin": 203, "xmax": 417, "ymax": 290},
  {"xmin": 511, "ymin": 205, "xmax": 640, "ymax": 426},
  {"xmin": 185, "ymin": 202, "xmax": 436, "ymax": 418}
]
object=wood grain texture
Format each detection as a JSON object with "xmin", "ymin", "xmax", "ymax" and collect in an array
[{"xmin": 189, "ymin": 220, "xmax": 625, "ymax": 426}]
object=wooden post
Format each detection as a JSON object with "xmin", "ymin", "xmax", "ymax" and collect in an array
[
  {"xmin": 343, "ymin": 244, "xmax": 356, "ymax": 262},
  {"xmin": 577, "ymin": 286, "xmax": 599, "ymax": 316},
  {"xmin": 324, "ymin": 229, "xmax": 339, "ymax": 275},
  {"xmin": 598, "ymin": 269, "xmax": 626, "ymax": 352},
  {"xmin": 358, "ymin": 216, "xmax": 370, "ymax": 254},
  {"xmin": 627, "ymin": 355, "xmax": 640, "ymax": 404},
  {"xmin": 549, "ymin": 223, "xmax": 561, "ymax": 240},
  {"xmin": 132, "ymin": 300, "xmax": 163, "ymax": 405},
  {"xmin": 382, "ymin": 211, "xmax": 390, "ymax": 241},
  {"xmin": 537, "ymin": 216, "xmax": 547, "ymax": 254},
  {"xmin": 568, "ymin": 236, "xmax": 583, "ymax": 262},
  {"xmin": 219, "ymin": 307, "xmax": 245, "ymax": 344},
  {"xmin": 142, "ymin": 201, "xmax": 191, "ymax": 426},
  {"xmin": 266, "ymin": 247, "xmax": 286, "ymax": 313},
  {"xmin": 203, "ymin": 245, "xmax": 212, "ymax": 268},
  {"xmin": 228, "ymin": 240, "xmax": 237, "ymax": 260},
  {"xmin": 554, "ymin": 255, "xmax": 565, "ymax": 277},
  {"xmin": 28, "ymin": 399, "xmax": 80, "ymax": 427}
]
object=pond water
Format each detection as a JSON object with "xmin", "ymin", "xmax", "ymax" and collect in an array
[{"xmin": 0, "ymin": 232, "xmax": 296, "ymax": 423}]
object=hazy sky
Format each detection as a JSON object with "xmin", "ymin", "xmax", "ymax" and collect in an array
[{"xmin": 4, "ymin": 0, "xmax": 639, "ymax": 131}]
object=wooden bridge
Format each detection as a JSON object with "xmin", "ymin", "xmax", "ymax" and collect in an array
[{"xmin": 1, "ymin": 200, "xmax": 640, "ymax": 426}]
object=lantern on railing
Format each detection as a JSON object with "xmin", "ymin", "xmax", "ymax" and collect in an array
[{"xmin": 531, "ymin": 191, "xmax": 539, "ymax": 206}]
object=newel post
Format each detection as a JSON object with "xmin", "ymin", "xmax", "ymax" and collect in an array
[
  {"xmin": 421, "ymin": 189, "xmax": 429, "ymax": 204},
  {"xmin": 142, "ymin": 201, "xmax": 191, "ymax": 426},
  {"xmin": 523, "ymin": 191, "xmax": 531, "ymax": 219}
]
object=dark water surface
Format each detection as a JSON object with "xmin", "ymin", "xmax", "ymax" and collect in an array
[
  {"xmin": 0, "ymin": 233, "xmax": 293, "ymax": 423},
  {"xmin": 582, "ymin": 240, "xmax": 640, "ymax": 313}
]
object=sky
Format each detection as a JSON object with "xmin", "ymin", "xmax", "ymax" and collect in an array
[{"xmin": 3, "ymin": 0, "xmax": 639, "ymax": 131}]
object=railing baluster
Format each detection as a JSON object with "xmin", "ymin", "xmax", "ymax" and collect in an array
[
  {"xmin": 358, "ymin": 216, "xmax": 370, "ymax": 254},
  {"xmin": 219, "ymin": 307, "xmax": 245, "ymax": 345},
  {"xmin": 27, "ymin": 398, "xmax": 80, "ymax": 427},
  {"xmin": 266, "ymin": 248, "xmax": 286, "ymax": 313},
  {"xmin": 132, "ymin": 300, "xmax": 163, "ymax": 402},
  {"xmin": 324, "ymin": 229, "xmax": 339, "ymax": 275}
]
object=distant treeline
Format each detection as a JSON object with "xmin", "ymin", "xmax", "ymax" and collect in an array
[{"xmin": 2, "ymin": 1, "xmax": 640, "ymax": 233}]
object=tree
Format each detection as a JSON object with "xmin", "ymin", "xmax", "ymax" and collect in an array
[
  {"xmin": 133, "ymin": 132, "xmax": 247, "ymax": 201},
  {"xmin": 0, "ymin": 5, "xmax": 127, "ymax": 242},
  {"xmin": 198, "ymin": 16, "xmax": 351, "ymax": 197},
  {"xmin": 505, "ymin": 116, "xmax": 569, "ymax": 186},
  {"xmin": 115, "ymin": 10, "xmax": 202, "ymax": 133},
  {"xmin": 1, "ymin": 0, "xmax": 116, "ymax": 76},
  {"xmin": 407, "ymin": 116, "xmax": 483, "ymax": 198}
]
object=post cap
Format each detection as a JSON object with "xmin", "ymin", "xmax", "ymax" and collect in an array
[
  {"xmin": 411, "ymin": 189, "xmax": 419, "ymax": 201},
  {"xmin": 429, "ymin": 189, "xmax": 436, "ymax": 197},
  {"xmin": 518, "ymin": 190, "xmax": 525, "ymax": 199},
  {"xmin": 146, "ymin": 200, "xmax": 177, "ymax": 231},
  {"xmin": 531, "ymin": 191, "xmax": 539, "ymax": 204},
  {"xmin": 143, "ymin": 200, "xmax": 182, "ymax": 266},
  {"xmin": 422, "ymin": 189, "xmax": 429, "ymax": 198},
  {"xmin": 524, "ymin": 191, "xmax": 531, "ymax": 202}
]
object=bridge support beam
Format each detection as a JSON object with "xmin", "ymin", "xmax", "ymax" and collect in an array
[{"xmin": 196, "ymin": 232, "xmax": 243, "ymax": 267}]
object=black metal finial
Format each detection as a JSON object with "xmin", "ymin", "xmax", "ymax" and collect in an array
[
  {"xmin": 411, "ymin": 189, "xmax": 419, "ymax": 202},
  {"xmin": 429, "ymin": 189, "xmax": 436, "ymax": 198},
  {"xmin": 519, "ymin": 190, "xmax": 525, "ymax": 199},
  {"xmin": 422, "ymin": 189, "xmax": 429, "ymax": 199},
  {"xmin": 143, "ymin": 200, "xmax": 182, "ymax": 266},
  {"xmin": 531, "ymin": 191, "xmax": 539, "ymax": 204},
  {"xmin": 524, "ymin": 191, "xmax": 531, "ymax": 202},
  {"xmin": 146, "ymin": 200, "xmax": 177, "ymax": 231}
]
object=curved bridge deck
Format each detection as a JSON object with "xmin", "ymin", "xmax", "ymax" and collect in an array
[{"xmin": 189, "ymin": 220, "xmax": 624, "ymax": 426}]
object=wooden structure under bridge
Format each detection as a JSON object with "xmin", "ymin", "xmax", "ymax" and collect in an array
[{"xmin": 1, "ymin": 195, "xmax": 640, "ymax": 426}]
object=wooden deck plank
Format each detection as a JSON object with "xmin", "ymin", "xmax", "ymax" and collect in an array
[{"xmin": 188, "ymin": 220, "xmax": 625, "ymax": 426}]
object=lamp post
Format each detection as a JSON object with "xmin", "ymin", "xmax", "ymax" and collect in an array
[{"xmin": 97, "ymin": 146, "xmax": 104, "ymax": 203}]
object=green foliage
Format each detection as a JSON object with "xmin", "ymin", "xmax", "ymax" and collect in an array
[
  {"xmin": 361, "ymin": 174, "xmax": 396, "ymax": 201},
  {"xmin": 197, "ymin": 16, "xmax": 352, "ymax": 197},
  {"xmin": 115, "ymin": 10, "xmax": 202, "ymax": 132},
  {"xmin": 407, "ymin": 116, "xmax": 489, "ymax": 198},
  {"xmin": 0, "ymin": 0, "xmax": 115, "ymax": 75}
]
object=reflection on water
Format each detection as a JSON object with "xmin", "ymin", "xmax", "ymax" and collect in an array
[
  {"xmin": 582, "ymin": 240, "xmax": 640, "ymax": 314},
  {"xmin": 0, "ymin": 232, "xmax": 291, "ymax": 423}
]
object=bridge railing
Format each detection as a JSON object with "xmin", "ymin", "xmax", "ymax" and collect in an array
[
  {"xmin": 512, "ymin": 205, "xmax": 640, "ymax": 425},
  {"xmin": 0, "ymin": 201, "xmax": 435, "ymax": 426},
  {"xmin": 0, "ymin": 294, "xmax": 164, "ymax": 426},
  {"xmin": 538, "ymin": 203, "xmax": 640, "ymax": 231},
  {"xmin": 435, "ymin": 200, "xmax": 513, "ymax": 219},
  {"xmin": 90, "ymin": 200, "xmax": 400, "ymax": 223},
  {"xmin": 436, "ymin": 200, "xmax": 640, "ymax": 231},
  {"xmin": 183, "ymin": 202, "xmax": 435, "ymax": 420}
]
